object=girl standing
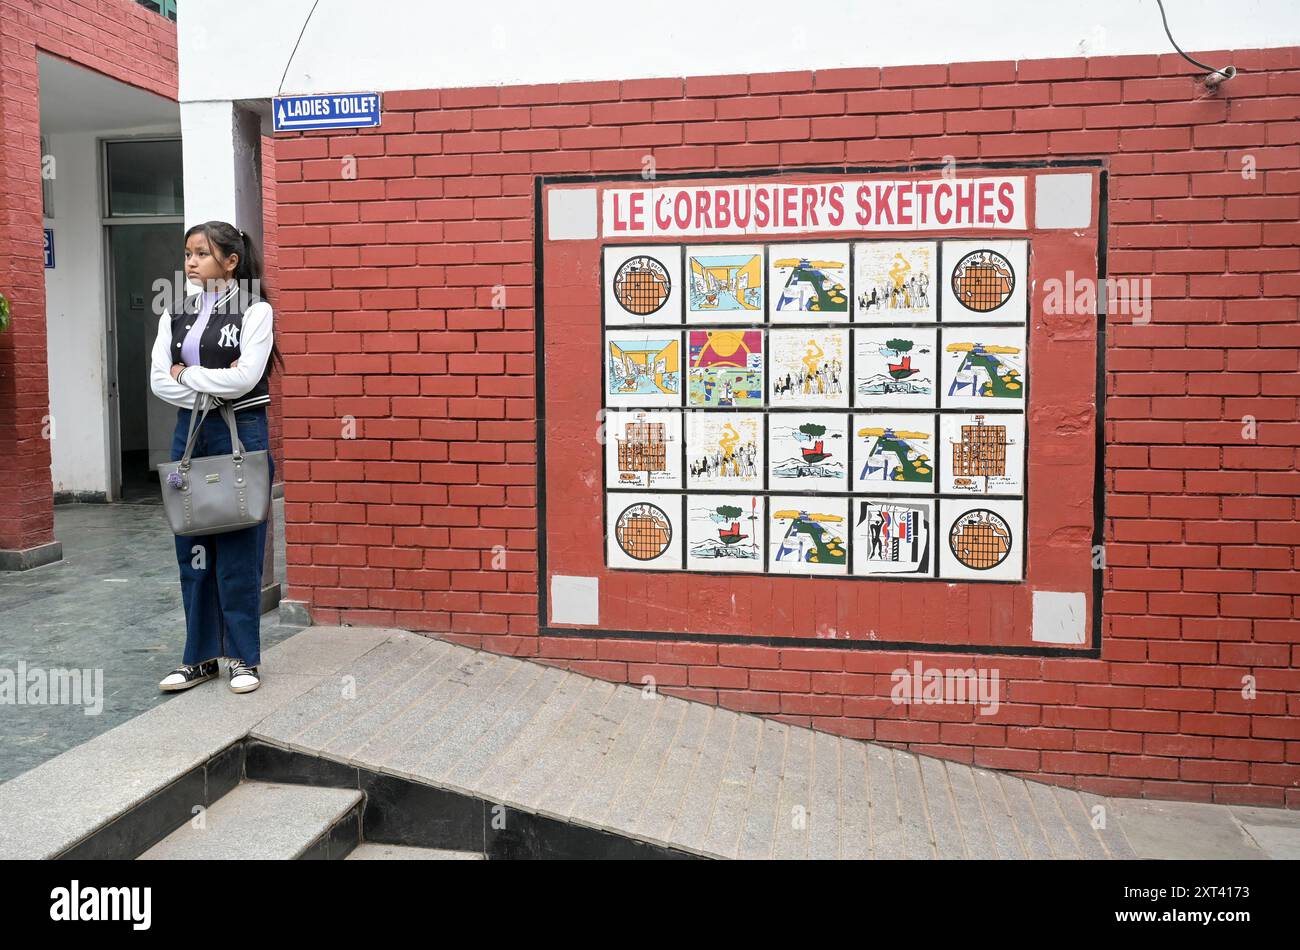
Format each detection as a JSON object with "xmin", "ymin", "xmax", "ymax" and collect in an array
[{"xmin": 150, "ymin": 221, "xmax": 282, "ymax": 694}]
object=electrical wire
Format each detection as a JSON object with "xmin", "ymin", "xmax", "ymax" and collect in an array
[
  {"xmin": 1154, "ymin": 0, "xmax": 1232, "ymax": 78},
  {"xmin": 277, "ymin": 0, "xmax": 323, "ymax": 96}
]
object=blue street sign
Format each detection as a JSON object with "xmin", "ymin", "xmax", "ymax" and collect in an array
[
  {"xmin": 44, "ymin": 228, "xmax": 54, "ymax": 269},
  {"xmin": 273, "ymin": 93, "xmax": 382, "ymax": 132}
]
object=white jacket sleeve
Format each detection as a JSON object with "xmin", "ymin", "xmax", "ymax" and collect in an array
[
  {"xmin": 150, "ymin": 309, "xmax": 202, "ymax": 409},
  {"xmin": 175, "ymin": 302, "xmax": 274, "ymax": 398}
]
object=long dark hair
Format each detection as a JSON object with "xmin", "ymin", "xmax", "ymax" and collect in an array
[{"xmin": 184, "ymin": 220, "xmax": 284, "ymax": 372}]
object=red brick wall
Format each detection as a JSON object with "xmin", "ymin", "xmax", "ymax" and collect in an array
[
  {"xmin": 262, "ymin": 131, "xmax": 284, "ymax": 475},
  {"xmin": 274, "ymin": 47, "xmax": 1300, "ymax": 807},
  {"xmin": 0, "ymin": 0, "xmax": 177, "ymax": 549}
]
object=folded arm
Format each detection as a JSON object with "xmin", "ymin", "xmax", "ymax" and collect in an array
[
  {"xmin": 175, "ymin": 302, "xmax": 274, "ymax": 398},
  {"xmin": 150, "ymin": 310, "xmax": 203, "ymax": 409}
]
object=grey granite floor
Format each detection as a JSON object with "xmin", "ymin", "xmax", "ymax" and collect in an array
[
  {"xmin": 0, "ymin": 497, "xmax": 302, "ymax": 783},
  {"xmin": 3, "ymin": 624, "xmax": 1297, "ymax": 860}
]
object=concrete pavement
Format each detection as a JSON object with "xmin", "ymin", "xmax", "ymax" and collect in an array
[{"xmin": 3, "ymin": 623, "xmax": 1298, "ymax": 859}]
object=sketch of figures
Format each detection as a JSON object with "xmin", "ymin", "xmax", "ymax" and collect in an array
[
  {"xmin": 768, "ymin": 328, "xmax": 849, "ymax": 408},
  {"xmin": 853, "ymin": 242, "xmax": 937, "ymax": 323},
  {"xmin": 685, "ymin": 412, "xmax": 764, "ymax": 490}
]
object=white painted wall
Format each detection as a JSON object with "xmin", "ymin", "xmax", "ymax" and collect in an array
[
  {"xmin": 43, "ymin": 131, "xmax": 109, "ymax": 496},
  {"xmin": 38, "ymin": 54, "xmax": 183, "ymax": 497},
  {"xmin": 180, "ymin": 100, "xmax": 249, "ymax": 228},
  {"xmin": 178, "ymin": 0, "xmax": 1300, "ymax": 103}
]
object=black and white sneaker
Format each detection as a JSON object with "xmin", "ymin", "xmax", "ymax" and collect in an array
[
  {"xmin": 159, "ymin": 658, "xmax": 219, "ymax": 692},
  {"xmin": 228, "ymin": 659, "xmax": 260, "ymax": 693}
]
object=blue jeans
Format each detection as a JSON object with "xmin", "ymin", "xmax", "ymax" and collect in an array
[{"xmin": 170, "ymin": 405, "xmax": 275, "ymax": 667}]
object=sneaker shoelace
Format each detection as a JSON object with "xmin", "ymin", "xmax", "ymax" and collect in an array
[{"xmin": 230, "ymin": 661, "xmax": 257, "ymax": 679}]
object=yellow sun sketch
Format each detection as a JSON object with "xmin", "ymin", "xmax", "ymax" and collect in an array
[{"xmin": 694, "ymin": 330, "xmax": 752, "ymax": 367}]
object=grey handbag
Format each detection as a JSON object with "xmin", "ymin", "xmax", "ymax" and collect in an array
[{"xmin": 157, "ymin": 393, "xmax": 271, "ymax": 536}]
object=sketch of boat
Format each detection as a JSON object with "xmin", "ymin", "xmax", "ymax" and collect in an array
[
  {"xmin": 800, "ymin": 440, "xmax": 829, "ymax": 464},
  {"xmin": 717, "ymin": 522, "xmax": 748, "ymax": 545},
  {"xmin": 887, "ymin": 355, "xmax": 918, "ymax": 380}
]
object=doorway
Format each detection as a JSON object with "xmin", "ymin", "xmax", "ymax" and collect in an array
[
  {"xmin": 108, "ymin": 223, "xmax": 183, "ymax": 501},
  {"xmin": 101, "ymin": 137, "xmax": 184, "ymax": 502}
]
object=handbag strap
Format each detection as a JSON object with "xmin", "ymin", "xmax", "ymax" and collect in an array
[
  {"xmin": 179, "ymin": 393, "xmax": 246, "ymax": 468},
  {"xmin": 178, "ymin": 393, "xmax": 210, "ymax": 465}
]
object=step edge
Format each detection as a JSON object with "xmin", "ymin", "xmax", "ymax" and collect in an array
[
  {"xmin": 248, "ymin": 735, "xmax": 717, "ymax": 860},
  {"xmin": 138, "ymin": 782, "xmax": 365, "ymax": 861}
]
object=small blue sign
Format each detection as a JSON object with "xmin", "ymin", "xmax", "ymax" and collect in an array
[
  {"xmin": 273, "ymin": 93, "xmax": 382, "ymax": 133},
  {"xmin": 44, "ymin": 229, "xmax": 54, "ymax": 269}
]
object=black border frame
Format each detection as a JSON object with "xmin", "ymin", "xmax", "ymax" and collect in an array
[{"xmin": 536, "ymin": 159, "xmax": 1107, "ymax": 658}]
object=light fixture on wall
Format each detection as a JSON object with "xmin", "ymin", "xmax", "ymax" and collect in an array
[
  {"xmin": 1202, "ymin": 65, "xmax": 1237, "ymax": 90},
  {"xmin": 1155, "ymin": 0, "xmax": 1237, "ymax": 90}
]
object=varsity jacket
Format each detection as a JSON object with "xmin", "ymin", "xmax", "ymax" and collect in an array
[{"xmin": 150, "ymin": 281, "xmax": 274, "ymax": 412}]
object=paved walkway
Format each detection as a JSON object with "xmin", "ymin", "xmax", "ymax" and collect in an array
[
  {"xmin": 0, "ymin": 500, "xmax": 301, "ymax": 783},
  {"xmin": 3, "ymin": 625, "xmax": 1298, "ymax": 859},
  {"xmin": 251, "ymin": 630, "xmax": 1134, "ymax": 859}
]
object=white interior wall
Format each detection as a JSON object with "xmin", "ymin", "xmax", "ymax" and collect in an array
[
  {"xmin": 39, "ymin": 52, "xmax": 183, "ymax": 498},
  {"xmin": 43, "ymin": 131, "xmax": 109, "ymax": 495},
  {"xmin": 43, "ymin": 124, "xmax": 182, "ymax": 496}
]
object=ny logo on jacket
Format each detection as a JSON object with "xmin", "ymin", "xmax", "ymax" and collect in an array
[{"xmin": 169, "ymin": 284, "xmax": 270, "ymax": 411}]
